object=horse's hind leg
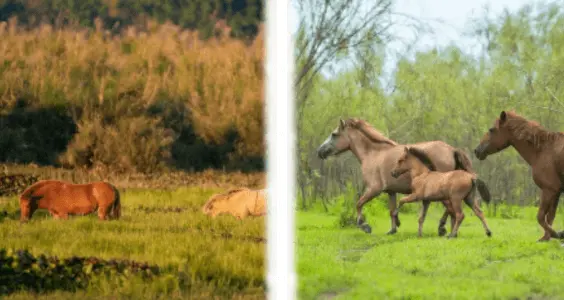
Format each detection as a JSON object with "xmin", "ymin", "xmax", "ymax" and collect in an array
[
  {"xmin": 418, "ymin": 201, "xmax": 430, "ymax": 237},
  {"xmin": 97, "ymin": 206, "xmax": 109, "ymax": 221},
  {"xmin": 464, "ymin": 197, "xmax": 492, "ymax": 237},
  {"xmin": 448, "ymin": 200, "xmax": 464, "ymax": 239}
]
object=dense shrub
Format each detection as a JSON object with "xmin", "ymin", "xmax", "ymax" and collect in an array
[{"xmin": 0, "ymin": 19, "xmax": 264, "ymax": 173}]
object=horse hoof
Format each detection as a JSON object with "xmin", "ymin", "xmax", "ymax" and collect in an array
[
  {"xmin": 386, "ymin": 228, "xmax": 397, "ymax": 235},
  {"xmin": 486, "ymin": 231, "xmax": 492, "ymax": 237},
  {"xmin": 438, "ymin": 227, "xmax": 447, "ymax": 237},
  {"xmin": 360, "ymin": 224, "xmax": 372, "ymax": 234},
  {"xmin": 447, "ymin": 235, "xmax": 457, "ymax": 239}
]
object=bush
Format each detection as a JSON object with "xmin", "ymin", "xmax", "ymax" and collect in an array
[{"xmin": 0, "ymin": 20, "xmax": 264, "ymax": 173}]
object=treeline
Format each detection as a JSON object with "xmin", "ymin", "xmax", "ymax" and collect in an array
[
  {"xmin": 0, "ymin": 20, "xmax": 264, "ymax": 174},
  {"xmin": 0, "ymin": 0, "xmax": 262, "ymax": 40},
  {"xmin": 298, "ymin": 1, "xmax": 564, "ymax": 210}
]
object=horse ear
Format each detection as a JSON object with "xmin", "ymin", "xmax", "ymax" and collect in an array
[
  {"xmin": 339, "ymin": 118, "xmax": 345, "ymax": 129},
  {"xmin": 500, "ymin": 111, "xmax": 507, "ymax": 123},
  {"xmin": 404, "ymin": 146, "xmax": 409, "ymax": 153}
]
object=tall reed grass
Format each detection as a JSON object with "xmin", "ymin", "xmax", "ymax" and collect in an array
[{"xmin": 0, "ymin": 17, "xmax": 264, "ymax": 173}]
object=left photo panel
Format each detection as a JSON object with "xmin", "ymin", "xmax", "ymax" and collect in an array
[{"xmin": 0, "ymin": 1, "xmax": 267, "ymax": 299}]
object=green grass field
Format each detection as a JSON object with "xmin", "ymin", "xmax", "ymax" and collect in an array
[
  {"xmin": 0, "ymin": 187, "xmax": 265, "ymax": 299},
  {"xmin": 297, "ymin": 197, "xmax": 564, "ymax": 300}
]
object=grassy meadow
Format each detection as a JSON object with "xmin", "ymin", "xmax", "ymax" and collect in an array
[
  {"xmin": 0, "ymin": 184, "xmax": 266, "ymax": 299},
  {"xmin": 297, "ymin": 197, "xmax": 564, "ymax": 300}
]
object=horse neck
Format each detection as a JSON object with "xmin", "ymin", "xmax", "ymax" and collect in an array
[
  {"xmin": 509, "ymin": 135, "xmax": 540, "ymax": 166},
  {"xmin": 408, "ymin": 158, "xmax": 431, "ymax": 181},
  {"xmin": 348, "ymin": 129, "xmax": 395, "ymax": 164}
]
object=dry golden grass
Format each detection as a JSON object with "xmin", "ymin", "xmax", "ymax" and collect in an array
[
  {"xmin": 0, "ymin": 163, "xmax": 265, "ymax": 190},
  {"xmin": 0, "ymin": 17, "xmax": 264, "ymax": 168}
]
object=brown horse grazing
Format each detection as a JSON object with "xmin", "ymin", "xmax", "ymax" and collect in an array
[
  {"xmin": 19, "ymin": 180, "xmax": 121, "ymax": 222},
  {"xmin": 316, "ymin": 118, "xmax": 477, "ymax": 236},
  {"xmin": 391, "ymin": 146, "xmax": 492, "ymax": 238},
  {"xmin": 474, "ymin": 110, "xmax": 564, "ymax": 242}
]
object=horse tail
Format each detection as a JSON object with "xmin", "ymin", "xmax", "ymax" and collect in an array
[
  {"xmin": 472, "ymin": 178, "xmax": 491, "ymax": 204},
  {"xmin": 454, "ymin": 148, "xmax": 475, "ymax": 174},
  {"xmin": 109, "ymin": 184, "xmax": 121, "ymax": 220}
]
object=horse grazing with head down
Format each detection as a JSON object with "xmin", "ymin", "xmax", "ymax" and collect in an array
[
  {"xmin": 391, "ymin": 146, "xmax": 492, "ymax": 238},
  {"xmin": 474, "ymin": 110, "xmax": 564, "ymax": 242},
  {"xmin": 317, "ymin": 118, "xmax": 479, "ymax": 236},
  {"xmin": 202, "ymin": 188, "xmax": 266, "ymax": 220},
  {"xmin": 19, "ymin": 180, "xmax": 121, "ymax": 222}
]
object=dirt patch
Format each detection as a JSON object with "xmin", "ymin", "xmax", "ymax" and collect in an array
[{"xmin": 316, "ymin": 289, "xmax": 349, "ymax": 300}]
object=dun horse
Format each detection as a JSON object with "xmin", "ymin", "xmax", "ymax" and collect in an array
[
  {"xmin": 474, "ymin": 110, "xmax": 564, "ymax": 242},
  {"xmin": 19, "ymin": 180, "xmax": 121, "ymax": 222},
  {"xmin": 317, "ymin": 118, "xmax": 478, "ymax": 236},
  {"xmin": 202, "ymin": 188, "xmax": 267, "ymax": 220},
  {"xmin": 391, "ymin": 146, "xmax": 492, "ymax": 238}
]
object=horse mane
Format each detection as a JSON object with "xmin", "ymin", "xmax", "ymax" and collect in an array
[
  {"xmin": 503, "ymin": 111, "xmax": 564, "ymax": 149},
  {"xmin": 344, "ymin": 118, "xmax": 397, "ymax": 146},
  {"xmin": 407, "ymin": 147, "xmax": 437, "ymax": 172}
]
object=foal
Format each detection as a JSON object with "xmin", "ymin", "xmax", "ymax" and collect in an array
[{"xmin": 390, "ymin": 147, "xmax": 493, "ymax": 238}]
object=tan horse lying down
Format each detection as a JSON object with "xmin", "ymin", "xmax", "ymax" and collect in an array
[
  {"xmin": 202, "ymin": 188, "xmax": 266, "ymax": 219},
  {"xmin": 19, "ymin": 180, "xmax": 121, "ymax": 222}
]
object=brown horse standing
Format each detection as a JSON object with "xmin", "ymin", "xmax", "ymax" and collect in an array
[
  {"xmin": 391, "ymin": 146, "xmax": 492, "ymax": 238},
  {"xmin": 19, "ymin": 180, "xmax": 121, "ymax": 222},
  {"xmin": 316, "ymin": 118, "xmax": 477, "ymax": 236},
  {"xmin": 474, "ymin": 110, "xmax": 564, "ymax": 242}
]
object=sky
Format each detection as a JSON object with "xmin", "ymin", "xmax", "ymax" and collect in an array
[{"xmin": 290, "ymin": 0, "xmax": 550, "ymax": 81}]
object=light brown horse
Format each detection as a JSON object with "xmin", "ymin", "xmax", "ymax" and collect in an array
[
  {"xmin": 316, "ymin": 118, "xmax": 477, "ymax": 235},
  {"xmin": 19, "ymin": 180, "xmax": 121, "ymax": 222},
  {"xmin": 474, "ymin": 110, "xmax": 564, "ymax": 242},
  {"xmin": 202, "ymin": 188, "xmax": 267, "ymax": 220},
  {"xmin": 391, "ymin": 146, "xmax": 492, "ymax": 238}
]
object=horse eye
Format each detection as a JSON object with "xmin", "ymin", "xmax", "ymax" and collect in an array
[{"xmin": 489, "ymin": 128, "xmax": 495, "ymax": 133}]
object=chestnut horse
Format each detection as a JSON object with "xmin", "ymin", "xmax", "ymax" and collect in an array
[
  {"xmin": 474, "ymin": 110, "xmax": 564, "ymax": 242},
  {"xmin": 391, "ymin": 146, "xmax": 492, "ymax": 238},
  {"xmin": 19, "ymin": 180, "xmax": 121, "ymax": 222},
  {"xmin": 317, "ymin": 118, "xmax": 477, "ymax": 236}
]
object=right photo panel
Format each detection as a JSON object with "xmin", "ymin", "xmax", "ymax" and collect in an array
[{"xmin": 295, "ymin": 0, "xmax": 564, "ymax": 299}]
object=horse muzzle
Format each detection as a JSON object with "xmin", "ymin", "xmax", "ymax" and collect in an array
[
  {"xmin": 317, "ymin": 146, "xmax": 331, "ymax": 160},
  {"xmin": 474, "ymin": 146, "xmax": 487, "ymax": 161}
]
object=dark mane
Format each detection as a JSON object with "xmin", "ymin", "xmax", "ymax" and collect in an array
[
  {"xmin": 344, "ymin": 118, "xmax": 397, "ymax": 146},
  {"xmin": 503, "ymin": 111, "xmax": 564, "ymax": 149},
  {"xmin": 407, "ymin": 147, "xmax": 437, "ymax": 172}
]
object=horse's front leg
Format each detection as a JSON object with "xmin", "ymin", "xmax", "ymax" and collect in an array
[
  {"xmin": 356, "ymin": 185, "xmax": 382, "ymax": 234},
  {"xmin": 392, "ymin": 194, "xmax": 419, "ymax": 217},
  {"xmin": 418, "ymin": 201, "xmax": 431, "ymax": 238},
  {"xmin": 387, "ymin": 192, "xmax": 400, "ymax": 235},
  {"xmin": 537, "ymin": 188, "xmax": 560, "ymax": 241}
]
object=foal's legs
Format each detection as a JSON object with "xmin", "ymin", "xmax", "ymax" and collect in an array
[
  {"xmin": 417, "ymin": 201, "xmax": 430, "ymax": 237},
  {"xmin": 438, "ymin": 201, "xmax": 455, "ymax": 236},
  {"xmin": 537, "ymin": 189, "xmax": 560, "ymax": 241},
  {"xmin": 356, "ymin": 185, "xmax": 382, "ymax": 234},
  {"xmin": 448, "ymin": 199, "xmax": 465, "ymax": 238},
  {"xmin": 463, "ymin": 197, "xmax": 492, "ymax": 237}
]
